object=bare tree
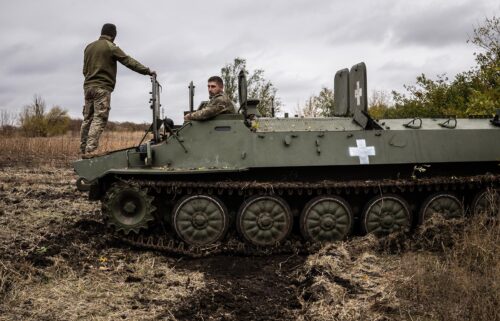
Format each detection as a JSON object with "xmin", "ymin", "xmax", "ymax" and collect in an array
[
  {"xmin": 221, "ymin": 57, "xmax": 282, "ymax": 116},
  {"xmin": 468, "ymin": 16, "xmax": 499, "ymax": 67},
  {"xmin": 369, "ymin": 89, "xmax": 392, "ymax": 108},
  {"xmin": 0, "ymin": 109, "xmax": 17, "ymax": 135},
  {"xmin": 0, "ymin": 109, "xmax": 16, "ymax": 127},
  {"xmin": 296, "ymin": 97, "xmax": 323, "ymax": 117},
  {"xmin": 296, "ymin": 87, "xmax": 335, "ymax": 117}
]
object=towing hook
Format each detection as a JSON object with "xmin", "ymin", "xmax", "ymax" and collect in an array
[{"xmin": 76, "ymin": 177, "xmax": 92, "ymax": 192}]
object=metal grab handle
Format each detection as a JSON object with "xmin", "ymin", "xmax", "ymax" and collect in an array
[
  {"xmin": 439, "ymin": 117, "xmax": 457, "ymax": 129},
  {"xmin": 403, "ymin": 118, "xmax": 422, "ymax": 129}
]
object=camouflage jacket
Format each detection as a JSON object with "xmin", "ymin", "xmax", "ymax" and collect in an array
[
  {"xmin": 187, "ymin": 92, "xmax": 236, "ymax": 120},
  {"xmin": 83, "ymin": 35, "xmax": 151, "ymax": 92}
]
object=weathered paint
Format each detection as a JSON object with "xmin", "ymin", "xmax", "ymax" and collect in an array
[{"xmin": 73, "ymin": 115, "xmax": 500, "ymax": 182}]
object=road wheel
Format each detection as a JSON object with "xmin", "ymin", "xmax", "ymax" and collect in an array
[
  {"xmin": 172, "ymin": 195, "xmax": 229, "ymax": 246},
  {"xmin": 237, "ymin": 195, "xmax": 292, "ymax": 246},
  {"xmin": 300, "ymin": 196, "xmax": 353, "ymax": 242},
  {"xmin": 362, "ymin": 194, "xmax": 411, "ymax": 236},
  {"xmin": 472, "ymin": 189, "xmax": 499, "ymax": 216},
  {"xmin": 419, "ymin": 193, "xmax": 463, "ymax": 223}
]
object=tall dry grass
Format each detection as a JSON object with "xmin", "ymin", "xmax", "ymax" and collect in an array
[
  {"xmin": 397, "ymin": 205, "xmax": 500, "ymax": 321},
  {"xmin": 297, "ymin": 197, "xmax": 499, "ymax": 321},
  {"xmin": 0, "ymin": 131, "xmax": 145, "ymax": 167}
]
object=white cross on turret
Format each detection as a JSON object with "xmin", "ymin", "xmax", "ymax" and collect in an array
[
  {"xmin": 349, "ymin": 139, "xmax": 375, "ymax": 164},
  {"xmin": 354, "ymin": 81, "xmax": 363, "ymax": 106}
]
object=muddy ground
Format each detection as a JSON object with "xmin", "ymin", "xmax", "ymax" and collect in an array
[{"xmin": 1, "ymin": 166, "xmax": 494, "ymax": 321}]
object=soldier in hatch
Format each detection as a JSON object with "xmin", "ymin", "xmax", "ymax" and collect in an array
[
  {"xmin": 81, "ymin": 23, "xmax": 156, "ymax": 156},
  {"xmin": 184, "ymin": 76, "xmax": 235, "ymax": 121}
]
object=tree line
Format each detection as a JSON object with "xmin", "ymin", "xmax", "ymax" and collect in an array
[
  {"xmin": 221, "ymin": 17, "xmax": 497, "ymax": 119},
  {"xmin": 0, "ymin": 95, "xmax": 148, "ymax": 137},
  {"xmin": 303, "ymin": 16, "xmax": 499, "ymax": 119}
]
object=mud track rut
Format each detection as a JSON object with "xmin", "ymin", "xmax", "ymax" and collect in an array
[
  {"xmin": 0, "ymin": 166, "xmax": 435, "ymax": 320},
  {"xmin": 0, "ymin": 167, "xmax": 308, "ymax": 320}
]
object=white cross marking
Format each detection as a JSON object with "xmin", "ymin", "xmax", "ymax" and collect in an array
[
  {"xmin": 349, "ymin": 139, "xmax": 375, "ymax": 164},
  {"xmin": 354, "ymin": 81, "xmax": 362, "ymax": 106}
]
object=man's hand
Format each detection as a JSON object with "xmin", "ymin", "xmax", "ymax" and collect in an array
[
  {"xmin": 184, "ymin": 113, "xmax": 192, "ymax": 121},
  {"xmin": 149, "ymin": 70, "xmax": 157, "ymax": 77}
]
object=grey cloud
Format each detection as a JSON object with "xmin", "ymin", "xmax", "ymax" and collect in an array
[
  {"xmin": 8, "ymin": 61, "xmax": 60, "ymax": 75},
  {"xmin": 324, "ymin": 1, "xmax": 497, "ymax": 48},
  {"xmin": 3, "ymin": 41, "xmax": 82, "ymax": 76},
  {"xmin": 0, "ymin": 43, "xmax": 33, "ymax": 59},
  {"xmin": 391, "ymin": 2, "xmax": 485, "ymax": 46},
  {"xmin": 0, "ymin": 0, "xmax": 498, "ymax": 124}
]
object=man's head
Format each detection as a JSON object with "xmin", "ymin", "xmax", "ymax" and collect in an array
[
  {"xmin": 101, "ymin": 23, "xmax": 117, "ymax": 40},
  {"xmin": 207, "ymin": 76, "xmax": 224, "ymax": 97}
]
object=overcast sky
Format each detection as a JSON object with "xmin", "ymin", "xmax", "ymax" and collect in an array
[{"xmin": 0, "ymin": 0, "xmax": 498, "ymax": 124}]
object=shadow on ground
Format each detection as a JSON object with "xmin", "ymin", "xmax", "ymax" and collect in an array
[{"xmin": 169, "ymin": 254, "xmax": 305, "ymax": 321}]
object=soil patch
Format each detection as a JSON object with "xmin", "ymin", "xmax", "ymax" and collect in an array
[{"xmin": 171, "ymin": 254, "xmax": 305, "ymax": 321}]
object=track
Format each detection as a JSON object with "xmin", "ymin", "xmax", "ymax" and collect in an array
[
  {"xmin": 118, "ymin": 233, "xmax": 321, "ymax": 258},
  {"xmin": 110, "ymin": 174, "xmax": 499, "ymax": 257},
  {"xmin": 131, "ymin": 173, "xmax": 499, "ymax": 196}
]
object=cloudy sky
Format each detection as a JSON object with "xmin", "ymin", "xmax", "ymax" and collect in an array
[{"xmin": 0, "ymin": 0, "xmax": 498, "ymax": 124}]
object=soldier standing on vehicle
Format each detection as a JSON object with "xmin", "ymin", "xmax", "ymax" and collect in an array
[
  {"xmin": 184, "ymin": 76, "xmax": 235, "ymax": 121},
  {"xmin": 81, "ymin": 23, "xmax": 156, "ymax": 156}
]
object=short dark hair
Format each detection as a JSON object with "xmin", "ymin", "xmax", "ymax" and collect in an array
[
  {"xmin": 208, "ymin": 76, "xmax": 223, "ymax": 87},
  {"xmin": 101, "ymin": 23, "xmax": 117, "ymax": 38}
]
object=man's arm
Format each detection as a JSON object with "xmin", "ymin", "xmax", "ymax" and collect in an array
[
  {"xmin": 111, "ymin": 44, "xmax": 153, "ymax": 75},
  {"xmin": 185, "ymin": 97, "xmax": 228, "ymax": 121},
  {"xmin": 186, "ymin": 105, "xmax": 226, "ymax": 121},
  {"xmin": 197, "ymin": 101, "xmax": 208, "ymax": 111}
]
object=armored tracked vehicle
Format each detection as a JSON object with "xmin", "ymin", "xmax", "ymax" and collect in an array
[{"xmin": 74, "ymin": 63, "xmax": 500, "ymax": 254}]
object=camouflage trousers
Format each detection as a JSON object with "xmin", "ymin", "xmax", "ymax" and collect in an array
[{"xmin": 80, "ymin": 87, "xmax": 111, "ymax": 153}]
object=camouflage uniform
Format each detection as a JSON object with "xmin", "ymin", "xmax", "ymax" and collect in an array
[
  {"xmin": 81, "ymin": 34, "xmax": 152, "ymax": 153},
  {"xmin": 187, "ymin": 92, "xmax": 236, "ymax": 121},
  {"xmin": 80, "ymin": 87, "xmax": 111, "ymax": 153}
]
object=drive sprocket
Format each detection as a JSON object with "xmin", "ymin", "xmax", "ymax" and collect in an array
[{"xmin": 102, "ymin": 182, "xmax": 156, "ymax": 234}]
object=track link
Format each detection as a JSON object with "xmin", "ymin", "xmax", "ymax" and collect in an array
[{"xmin": 117, "ymin": 234, "xmax": 320, "ymax": 258}]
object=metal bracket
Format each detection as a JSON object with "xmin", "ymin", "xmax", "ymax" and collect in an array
[
  {"xmin": 145, "ymin": 141, "xmax": 153, "ymax": 166},
  {"xmin": 76, "ymin": 177, "xmax": 92, "ymax": 192},
  {"xmin": 165, "ymin": 121, "xmax": 189, "ymax": 153},
  {"xmin": 353, "ymin": 110, "xmax": 383, "ymax": 130},
  {"xmin": 284, "ymin": 135, "xmax": 292, "ymax": 146}
]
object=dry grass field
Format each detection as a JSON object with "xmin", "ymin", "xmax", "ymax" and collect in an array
[
  {"xmin": 0, "ymin": 133, "xmax": 498, "ymax": 321},
  {"xmin": 0, "ymin": 131, "xmax": 144, "ymax": 167}
]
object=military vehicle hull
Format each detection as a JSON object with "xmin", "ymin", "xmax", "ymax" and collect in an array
[
  {"xmin": 75, "ymin": 115, "xmax": 499, "ymax": 179},
  {"xmin": 73, "ymin": 68, "xmax": 500, "ymax": 255},
  {"xmin": 74, "ymin": 115, "xmax": 500, "ymax": 253}
]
